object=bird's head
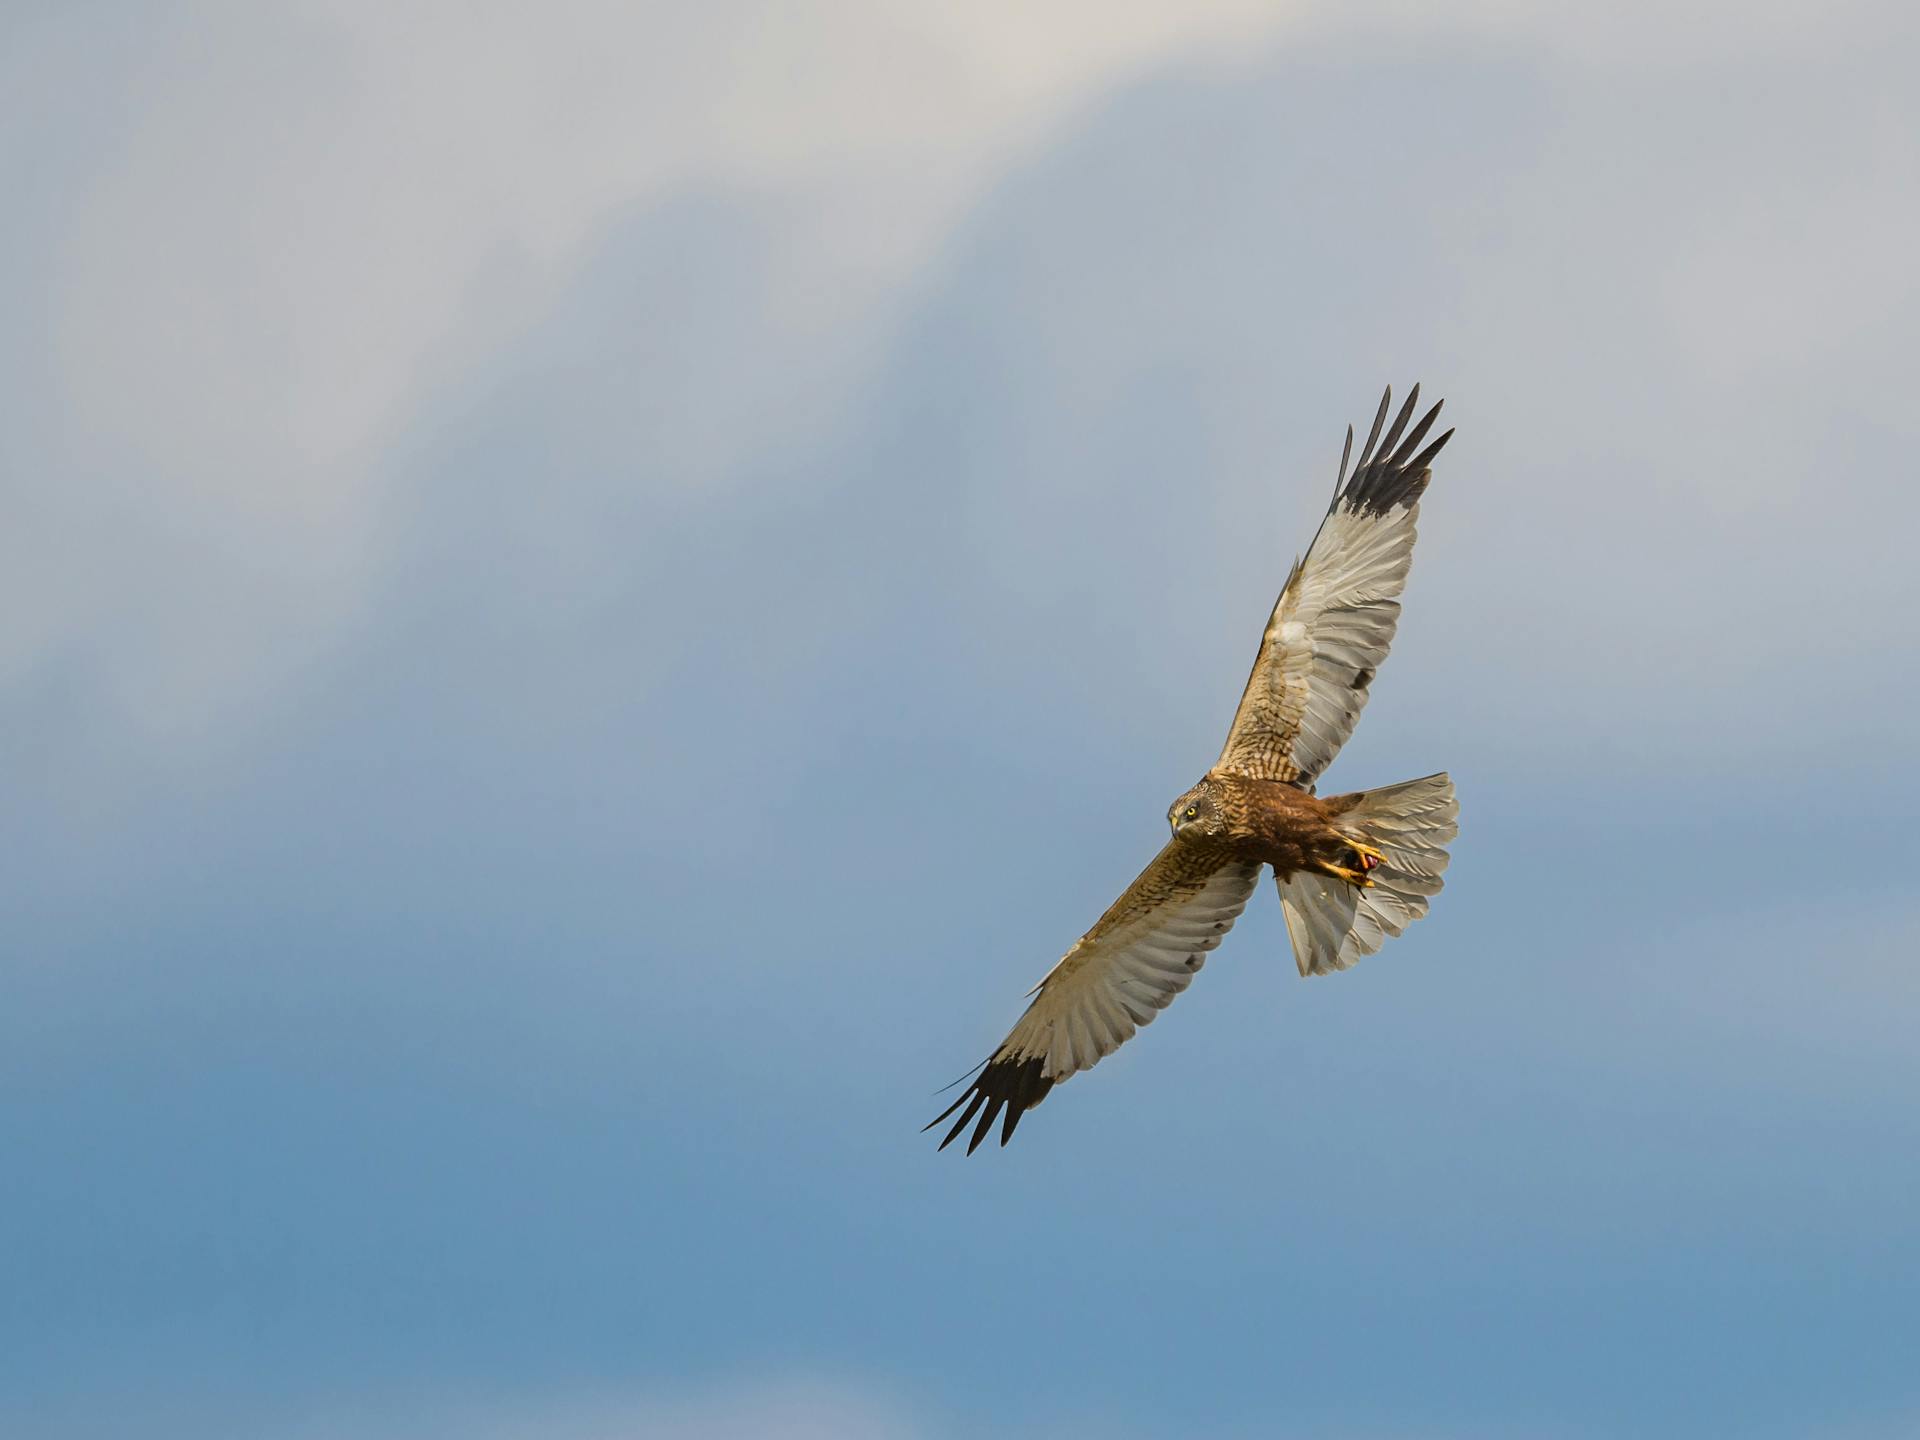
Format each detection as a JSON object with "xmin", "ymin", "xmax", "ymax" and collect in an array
[{"xmin": 1168, "ymin": 780, "xmax": 1224, "ymax": 840}]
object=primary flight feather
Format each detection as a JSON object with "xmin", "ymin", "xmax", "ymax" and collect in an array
[{"xmin": 929, "ymin": 385, "xmax": 1459, "ymax": 1154}]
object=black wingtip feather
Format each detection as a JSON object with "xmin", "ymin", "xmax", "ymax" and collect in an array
[
  {"xmin": 927, "ymin": 1053, "xmax": 1054, "ymax": 1155},
  {"xmin": 967, "ymin": 1097, "xmax": 1003, "ymax": 1155},
  {"xmin": 1339, "ymin": 385, "xmax": 1449, "ymax": 517},
  {"xmin": 933, "ymin": 1088, "xmax": 986, "ymax": 1151},
  {"xmin": 1374, "ymin": 384, "xmax": 1421, "ymax": 463},
  {"xmin": 1355, "ymin": 386, "xmax": 1393, "ymax": 470},
  {"xmin": 1386, "ymin": 397, "xmax": 1442, "ymax": 468},
  {"xmin": 1409, "ymin": 426, "xmax": 1454, "ymax": 474}
]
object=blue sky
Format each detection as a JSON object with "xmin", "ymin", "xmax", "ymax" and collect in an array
[{"xmin": 6, "ymin": 3, "xmax": 1920, "ymax": 1436}]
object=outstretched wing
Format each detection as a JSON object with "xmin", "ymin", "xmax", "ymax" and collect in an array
[
  {"xmin": 1215, "ymin": 385, "xmax": 1453, "ymax": 787},
  {"xmin": 927, "ymin": 844, "xmax": 1262, "ymax": 1153}
]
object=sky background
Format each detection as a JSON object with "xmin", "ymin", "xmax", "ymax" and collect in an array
[{"xmin": 6, "ymin": 3, "xmax": 1920, "ymax": 1436}]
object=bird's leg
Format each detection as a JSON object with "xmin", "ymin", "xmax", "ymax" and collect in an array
[{"xmin": 1321, "ymin": 840, "xmax": 1385, "ymax": 889}]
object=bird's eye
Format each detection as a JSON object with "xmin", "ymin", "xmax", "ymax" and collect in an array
[{"xmin": 1185, "ymin": 806, "xmax": 1198, "ymax": 819}]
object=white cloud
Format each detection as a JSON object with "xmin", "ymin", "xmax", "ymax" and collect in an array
[
  {"xmin": 9, "ymin": 0, "xmax": 1918, "ymax": 762},
  {"xmin": 1306, "ymin": 0, "xmax": 1914, "ymax": 64},
  {"xmin": 10, "ymin": 0, "xmax": 1295, "ymax": 748}
]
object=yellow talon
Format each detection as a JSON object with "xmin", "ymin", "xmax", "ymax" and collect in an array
[{"xmin": 1321, "ymin": 840, "xmax": 1386, "ymax": 889}]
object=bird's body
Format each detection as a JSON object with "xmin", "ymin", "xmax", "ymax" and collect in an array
[
  {"xmin": 930, "ymin": 385, "xmax": 1462, "ymax": 1153},
  {"xmin": 1170, "ymin": 770, "xmax": 1380, "ymax": 882}
]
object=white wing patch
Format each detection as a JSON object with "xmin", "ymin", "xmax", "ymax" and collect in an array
[
  {"xmin": 1277, "ymin": 773, "xmax": 1458, "ymax": 977},
  {"xmin": 1217, "ymin": 386, "xmax": 1451, "ymax": 786},
  {"xmin": 1021, "ymin": 858, "xmax": 1263, "ymax": 1084},
  {"xmin": 1276, "ymin": 868, "xmax": 1361, "ymax": 976},
  {"xmin": 929, "ymin": 855, "xmax": 1262, "ymax": 1152},
  {"xmin": 1255, "ymin": 502, "xmax": 1417, "ymax": 781}
]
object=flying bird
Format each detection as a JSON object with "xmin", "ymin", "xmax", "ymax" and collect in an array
[{"xmin": 929, "ymin": 385, "xmax": 1459, "ymax": 1154}]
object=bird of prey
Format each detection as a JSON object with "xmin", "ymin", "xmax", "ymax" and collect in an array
[{"xmin": 929, "ymin": 385, "xmax": 1459, "ymax": 1154}]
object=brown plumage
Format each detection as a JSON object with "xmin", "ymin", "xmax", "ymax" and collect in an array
[
  {"xmin": 1168, "ymin": 772, "xmax": 1385, "ymax": 881},
  {"xmin": 929, "ymin": 385, "xmax": 1461, "ymax": 1154}
]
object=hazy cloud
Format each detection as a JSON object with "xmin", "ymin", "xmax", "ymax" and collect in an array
[
  {"xmin": 6, "ymin": 5, "xmax": 1919, "ymax": 1437},
  {"xmin": 5, "ymin": 1, "xmax": 1291, "ymax": 745}
]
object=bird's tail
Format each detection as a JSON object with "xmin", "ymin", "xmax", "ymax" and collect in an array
[{"xmin": 1275, "ymin": 772, "xmax": 1457, "ymax": 977}]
